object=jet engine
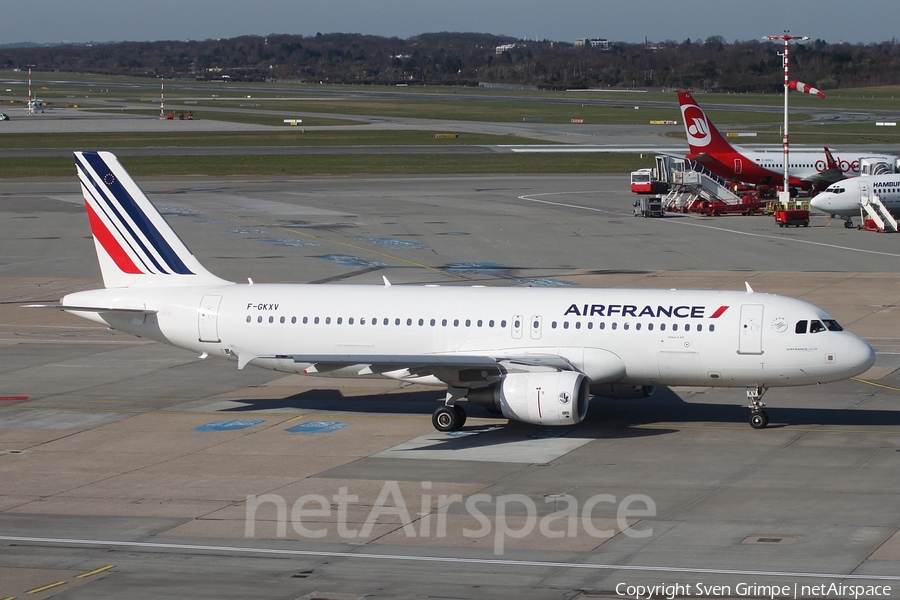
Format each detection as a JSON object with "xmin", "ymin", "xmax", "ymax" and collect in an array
[
  {"xmin": 468, "ymin": 371, "xmax": 590, "ymax": 425},
  {"xmin": 590, "ymin": 384, "xmax": 656, "ymax": 399}
]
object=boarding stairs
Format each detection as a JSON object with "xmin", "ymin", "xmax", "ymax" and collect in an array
[
  {"xmin": 859, "ymin": 182, "xmax": 898, "ymax": 232},
  {"xmin": 662, "ymin": 159, "xmax": 742, "ymax": 211}
]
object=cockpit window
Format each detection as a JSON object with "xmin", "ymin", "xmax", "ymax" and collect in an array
[
  {"xmin": 809, "ymin": 320, "xmax": 827, "ymax": 333},
  {"xmin": 795, "ymin": 320, "xmax": 807, "ymax": 334},
  {"xmin": 823, "ymin": 319, "xmax": 843, "ymax": 331},
  {"xmin": 826, "ymin": 187, "xmax": 845, "ymax": 194}
]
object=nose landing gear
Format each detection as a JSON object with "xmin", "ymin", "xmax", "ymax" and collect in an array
[{"xmin": 747, "ymin": 385, "xmax": 769, "ymax": 429}]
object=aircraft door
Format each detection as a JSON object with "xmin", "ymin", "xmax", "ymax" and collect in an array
[
  {"xmin": 511, "ymin": 315, "xmax": 523, "ymax": 339},
  {"xmin": 738, "ymin": 304, "xmax": 764, "ymax": 355},
  {"xmin": 198, "ymin": 294, "xmax": 222, "ymax": 343},
  {"xmin": 530, "ymin": 315, "xmax": 542, "ymax": 339},
  {"xmin": 734, "ymin": 158, "xmax": 743, "ymax": 175}
]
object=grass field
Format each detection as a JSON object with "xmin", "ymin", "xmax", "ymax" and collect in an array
[{"xmin": 1, "ymin": 72, "xmax": 898, "ymax": 177}]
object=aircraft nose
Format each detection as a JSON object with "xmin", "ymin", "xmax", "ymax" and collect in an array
[
  {"xmin": 810, "ymin": 194, "xmax": 831, "ymax": 211},
  {"xmin": 843, "ymin": 334, "xmax": 876, "ymax": 377}
]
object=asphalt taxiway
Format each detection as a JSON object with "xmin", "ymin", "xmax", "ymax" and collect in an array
[{"xmin": 1, "ymin": 173, "xmax": 900, "ymax": 599}]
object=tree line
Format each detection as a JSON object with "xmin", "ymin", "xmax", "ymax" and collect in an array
[{"xmin": 3, "ymin": 32, "xmax": 900, "ymax": 91}]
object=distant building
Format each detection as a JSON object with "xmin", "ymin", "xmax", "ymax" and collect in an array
[
  {"xmin": 495, "ymin": 43, "xmax": 522, "ymax": 54},
  {"xmin": 574, "ymin": 38, "xmax": 610, "ymax": 50}
]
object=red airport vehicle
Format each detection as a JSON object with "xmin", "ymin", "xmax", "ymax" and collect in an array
[{"xmin": 774, "ymin": 209, "xmax": 810, "ymax": 227}]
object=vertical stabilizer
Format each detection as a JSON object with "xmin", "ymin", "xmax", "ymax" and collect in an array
[
  {"xmin": 677, "ymin": 92, "xmax": 738, "ymax": 158},
  {"xmin": 74, "ymin": 151, "xmax": 230, "ymax": 288}
]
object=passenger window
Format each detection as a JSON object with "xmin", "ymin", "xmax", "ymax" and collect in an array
[
  {"xmin": 337, "ymin": 317, "xmax": 342, "ymax": 325},
  {"xmin": 697, "ymin": 323, "xmax": 702, "ymax": 331},
  {"xmin": 478, "ymin": 320, "xmax": 483, "ymax": 327},
  {"xmin": 258, "ymin": 316, "xmax": 263, "ymax": 323},
  {"xmin": 418, "ymin": 318, "xmax": 424, "ymax": 326},
  {"xmin": 709, "ymin": 324, "xmax": 715, "ymax": 332},
  {"xmin": 465, "ymin": 319, "xmax": 471, "ymax": 327},
  {"xmin": 647, "ymin": 323, "xmax": 653, "ymax": 331},
  {"xmin": 442, "ymin": 319, "xmax": 448, "ymax": 326},
  {"xmin": 280, "ymin": 316, "xmax": 285, "ymax": 324},
  {"xmin": 303, "ymin": 316, "xmax": 309, "ymax": 324},
  {"xmin": 269, "ymin": 316, "xmax": 274, "ymax": 323},
  {"xmin": 349, "ymin": 317, "xmax": 354, "ymax": 325},
  {"xmin": 623, "ymin": 323, "xmax": 629, "ymax": 330},
  {"xmin": 635, "ymin": 323, "xmax": 641, "ymax": 331},
  {"xmin": 611, "ymin": 322, "xmax": 617, "ymax": 330},
  {"xmin": 599, "ymin": 322, "xmax": 605, "ymax": 330},
  {"xmin": 246, "ymin": 316, "xmax": 251, "ymax": 323},
  {"xmin": 501, "ymin": 320, "xmax": 507, "ymax": 328},
  {"xmin": 454, "ymin": 319, "xmax": 459, "ymax": 327},
  {"xmin": 325, "ymin": 317, "xmax": 331, "ymax": 324},
  {"xmin": 563, "ymin": 322, "xmax": 569, "ymax": 329},
  {"xmin": 795, "ymin": 320, "xmax": 808, "ymax": 334},
  {"xmin": 430, "ymin": 319, "xmax": 436, "ymax": 326},
  {"xmin": 395, "ymin": 318, "xmax": 400, "ymax": 326},
  {"xmin": 684, "ymin": 324, "xmax": 690, "ymax": 332},
  {"xmin": 660, "ymin": 323, "xmax": 665, "ymax": 331},
  {"xmin": 575, "ymin": 322, "xmax": 581, "ymax": 329},
  {"xmin": 588, "ymin": 322, "xmax": 594, "ymax": 330},
  {"xmin": 489, "ymin": 320, "xmax": 495, "ymax": 327},
  {"xmin": 383, "ymin": 318, "xmax": 389, "ymax": 325},
  {"xmin": 291, "ymin": 316, "xmax": 297, "ymax": 324}
]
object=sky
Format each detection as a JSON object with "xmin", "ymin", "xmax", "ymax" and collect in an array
[{"xmin": 4, "ymin": 0, "xmax": 898, "ymax": 46}]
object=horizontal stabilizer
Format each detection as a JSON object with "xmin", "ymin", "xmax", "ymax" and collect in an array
[{"xmin": 24, "ymin": 303, "xmax": 158, "ymax": 315}]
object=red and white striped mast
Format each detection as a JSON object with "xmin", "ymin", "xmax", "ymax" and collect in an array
[
  {"xmin": 159, "ymin": 76, "xmax": 165, "ymax": 119},
  {"xmin": 765, "ymin": 31, "xmax": 809, "ymax": 207},
  {"xmin": 26, "ymin": 64, "xmax": 35, "ymax": 115}
]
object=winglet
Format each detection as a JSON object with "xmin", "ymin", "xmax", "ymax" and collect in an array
[
  {"xmin": 382, "ymin": 276, "xmax": 392, "ymax": 288},
  {"xmin": 745, "ymin": 282, "xmax": 754, "ymax": 293}
]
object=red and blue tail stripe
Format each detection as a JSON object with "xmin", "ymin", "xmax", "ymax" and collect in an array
[
  {"xmin": 74, "ymin": 151, "xmax": 228, "ymax": 288},
  {"xmin": 77, "ymin": 151, "xmax": 194, "ymax": 276}
]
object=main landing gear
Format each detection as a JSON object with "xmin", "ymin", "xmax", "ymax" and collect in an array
[
  {"xmin": 432, "ymin": 387, "xmax": 467, "ymax": 432},
  {"xmin": 747, "ymin": 385, "xmax": 769, "ymax": 429}
]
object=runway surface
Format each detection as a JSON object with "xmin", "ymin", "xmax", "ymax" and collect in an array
[{"xmin": 1, "ymin": 172, "xmax": 900, "ymax": 599}]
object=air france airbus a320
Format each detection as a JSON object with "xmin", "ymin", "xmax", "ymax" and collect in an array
[{"xmin": 48, "ymin": 152, "xmax": 875, "ymax": 432}]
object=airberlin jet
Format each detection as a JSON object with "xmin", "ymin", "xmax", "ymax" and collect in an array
[
  {"xmin": 678, "ymin": 92, "xmax": 897, "ymax": 191},
  {"xmin": 44, "ymin": 152, "xmax": 875, "ymax": 432}
]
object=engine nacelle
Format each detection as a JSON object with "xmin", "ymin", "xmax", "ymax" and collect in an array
[
  {"xmin": 468, "ymin": 371, "xmax": 590, "ymax": 426},
  {"xmin": 590, "ymin": 384, "xmax": 656, "ymax": 399}
]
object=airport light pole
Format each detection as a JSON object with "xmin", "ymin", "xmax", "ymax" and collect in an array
[
  {"xmin": 159, "ymin": 76, "xmax": 165, "ymax": 119},
  {"xmin": 765, "ymin": 31, "xmax": 809, "ymax": 208}
]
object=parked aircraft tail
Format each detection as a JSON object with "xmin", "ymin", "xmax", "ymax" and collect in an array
[
  {"xmin": 74, "ymin": 151, "xmax": 229, "ymax": 289},
  {"xmin": 677, "ymin": 92, "xmax": 738, "ymax": 159}
]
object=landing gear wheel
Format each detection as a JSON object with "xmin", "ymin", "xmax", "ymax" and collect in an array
[
  {"xmin": 749, "ymin": 411, "xmax": 769, "ymax": 429},
  {"xmin": 433, "ymin": 405, "xmax": 466, "ymax": 432},
  {"xmin": 452, "ymin": 404, "xmax": 467, "ymax": 428},
  {"xmin": 844, "ymin": 220, "xmax": 854, "ymax": 229}
]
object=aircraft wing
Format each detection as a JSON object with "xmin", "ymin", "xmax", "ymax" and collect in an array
[
  {"xmin": 800, "ymin": 169, "xmax": 845, "ymax": 187},
  {"xmin": 262, "ymin": 352, "xmax": 577, "ymax": 385}
]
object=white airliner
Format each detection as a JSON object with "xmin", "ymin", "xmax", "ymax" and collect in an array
[
  {"xmin": 49, "ymin": 151, "xmax": 876, "ymax": 431},
  {"xmin": 810, "ymin": 174, "xmax": 900, "ymax": 227},
  {"xmin": 679, "ymin": 92, "xmax": 898, "ymax": 191}
]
